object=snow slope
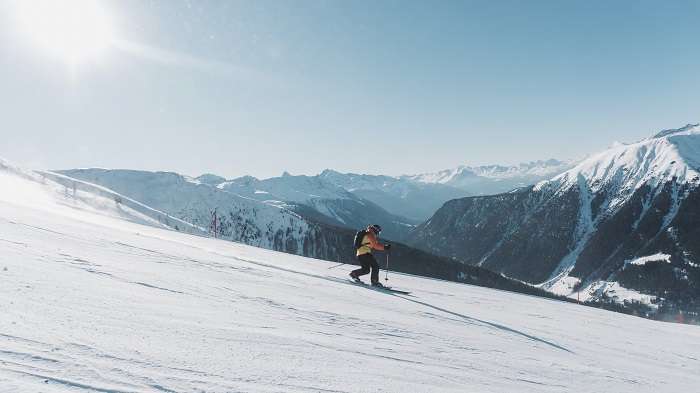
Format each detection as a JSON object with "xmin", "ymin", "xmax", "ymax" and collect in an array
[{"xmin": 1, "ymin": 164, "xmax": 700, "ymax": 392}]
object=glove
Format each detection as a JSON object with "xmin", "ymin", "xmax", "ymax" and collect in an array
[{"xmin": 384, "ymin": 244, "xmax": 392, "ymax": 251}]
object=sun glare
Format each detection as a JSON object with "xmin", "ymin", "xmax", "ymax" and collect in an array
[{"xmin": 17, "ymin": 0, "xmax": 116, "ymax": 66}]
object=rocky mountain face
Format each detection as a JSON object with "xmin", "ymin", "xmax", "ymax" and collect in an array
[{"xmin": 408, "ymin": 125, "xmax": 700, "ymax": 319}]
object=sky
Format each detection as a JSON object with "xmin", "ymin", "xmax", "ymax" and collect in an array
[{"xmin": 0, "ymin": 0, "xmax": 698, "ymax": 179}]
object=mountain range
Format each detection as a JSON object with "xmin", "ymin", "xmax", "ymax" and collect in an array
[
  {"xmin": 59, "ymin": 159, "xmax": 571, "ymax": 242},
  {"xmin": 28, "ymin": 124, "xmax": 700, "ymax": 321},
  {"xmin": 317, "ymin": 160, "xmax": 572, "ymax": 221},
  {"xmin": 0, "ymin": 157, "xmax": 558, "ymax": 302}
]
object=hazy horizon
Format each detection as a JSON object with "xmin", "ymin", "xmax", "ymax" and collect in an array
[{"xmin": 43, "ymin": 156, "xmax": 574, "ymax": 181}]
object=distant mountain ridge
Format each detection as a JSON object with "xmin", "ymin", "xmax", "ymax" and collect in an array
[
  {"xmin": 216, "ymin": 172, "xmax": 414, "ymax": 240},
  {"xmin": 146, "ymin": 159, "xmax": 571, "ymax": 226},
  {"xmin": 317, "ymin": 169, "xmax": 469, "ymax": 221},
  {"xmin": 74, "ymin": 158, "xmax": 570, "ymax": 240},
  {"xmin": 404, "ymin": 159, "xmax": 573, "ymax": 196},
  {"xmin": 314, "ymin": 160, "xmax": 572, "ymax": 220}
]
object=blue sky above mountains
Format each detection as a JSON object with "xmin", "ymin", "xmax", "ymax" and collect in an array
[{"xmin": 1, "ymin": 0, "xmax": 698, "ymax": 178}]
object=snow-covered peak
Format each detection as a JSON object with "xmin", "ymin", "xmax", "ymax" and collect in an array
[
  {"xmin": 540, "ymin": 124, "xmax": 700, "ymax": 208},
  {"xmin": 319, "ymin": 170, "xmax": 398, "ymax": 191},
  {"xmin": 652, "ymin": 123, "xmax": 699, "ymax": 139},
  {"xmin": 196, "ymin": 173, "xmax": 227, "ymax": 185},
  {"xmin": 319, "ymin": 169, "xmax": 341, "ymax": 177},
  {"xmin": 470, "ymin": 159, "xmax": 571, "ymax": 179},
  {"xmin": 220, "ymin": 175, "xmax": 260, "ymax": 189}
]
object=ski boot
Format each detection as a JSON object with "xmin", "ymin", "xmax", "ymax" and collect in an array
[{"xmin": 349, "ymin": 272, "xmax": 363, "ymax": 284}]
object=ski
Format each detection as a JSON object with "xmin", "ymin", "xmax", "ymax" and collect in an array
[{"xmin": 347, "ymin": 278, "xmax": 411, "ymax": 294}]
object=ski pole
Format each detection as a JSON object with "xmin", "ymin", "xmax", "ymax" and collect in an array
[
  {"xmin": 328, "ymin": 261, "xmax": 346, "ymax": 270},
  {"xmin": 385, "ymin": 253, "xmax": 390, "ymax": 282}
]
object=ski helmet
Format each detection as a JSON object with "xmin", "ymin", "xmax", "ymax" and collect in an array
[{"xmin": 369, "ymin": 224, "xmax": 382, "ymax": 234}]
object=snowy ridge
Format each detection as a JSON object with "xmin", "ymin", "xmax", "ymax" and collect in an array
[
  {"xmin": 653, "ymin": 122, "xmax": 700, "ymax": 139},
  {"xmin": 541, "ymin": 124, "xmax": 700, "ymax": 205},
  {"xmin": 406, "ymin": 159, "xmax": 572, "ymax": 184},
  {"xmin": 1, "ymin": 158, "xmax": 699, "ymax": 392},
  {"xmin": 320, "ymin": 169, "xmax": 413, "ymax": 194},
  {"xmin": 220, "ymin": 173, "xmax": 358, "ymax": 204}
]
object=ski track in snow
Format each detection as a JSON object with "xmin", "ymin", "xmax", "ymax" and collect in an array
[{"xmin": 1, "ymin": 175, "xmax": 700, "ymax": 392}]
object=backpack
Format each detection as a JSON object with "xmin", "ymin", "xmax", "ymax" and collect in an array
[{"xmin": 353, "ymin": 229, "xmax": 367, "ymax": 250}]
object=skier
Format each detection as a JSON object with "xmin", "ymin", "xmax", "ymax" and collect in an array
[{"xmin": 350, "ymin": 224, "xmax": 391, "ymax": 287}]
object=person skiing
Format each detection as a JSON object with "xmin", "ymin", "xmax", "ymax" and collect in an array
[{"xmin": 350, "ymin": 224, "xmax": 391, "ymax": 287}]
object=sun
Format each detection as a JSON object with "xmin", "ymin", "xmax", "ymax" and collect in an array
[{"xmin": 16, "ymin": 0, "xmax": 116, "ymax": 66}]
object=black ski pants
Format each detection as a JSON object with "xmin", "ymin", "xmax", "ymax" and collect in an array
[{"xmin": 352, "ymin": 253, "xmax": 379, "ymax": 284}]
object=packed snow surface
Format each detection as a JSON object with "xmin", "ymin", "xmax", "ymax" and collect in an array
[{"xmin": 1, "ymin": 165, "xmax": 700, "ymax": 392}]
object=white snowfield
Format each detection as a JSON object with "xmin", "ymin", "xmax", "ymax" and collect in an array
[{"xmin": 1, "ymin": 165, "xmax": 699, "ymax": 393}]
